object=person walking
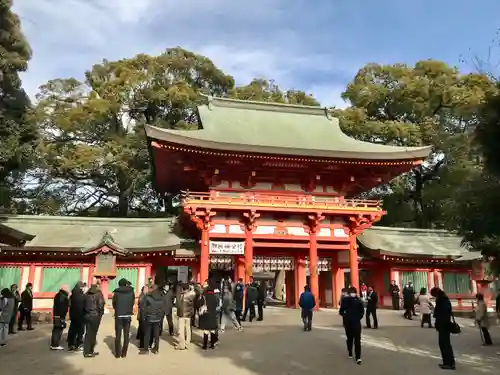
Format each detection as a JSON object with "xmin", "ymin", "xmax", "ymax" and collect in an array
[
  {"xmin": 340, "ymin": 286, "xmax": 364, "ymax": 365},
  {"xmin": 112, "ymin": 278, "xmax": 135, "ymax": 358},
  {"xmin": 175, "ymin": 283, "xmax": 196, "ymax": 350},
  {"xmin": 68, "ymin": 282, "xmax": 86, "ymax": 352},
  {"xmin": 82, "ymin": 283, "xmax": 105, "ymax": 358},
  {"xmin": 8, "ymin": 284, "xmax": 20, "ymax": 335},
  {"xmin": 431, "ymin": 287, "xmax": 456, "ymax": 370},
  {"xmin": 365, "ymin": 286, "xmax": 378, "ymax": 329},
  {"xmin": 50, "ymin": 285, "xmax": 70, "ymax": 350},
  {"xmin": 416, "ymin": 288, "xmax": 433, "ymax": 328},
  {"xmin": 141, "ymin": 284, "xmax": 165, "ymax": 354},
  {"xmin": 198, "ymin": 281, "xmax": 219, "ymax": 350},
  {"xmin": 389, "ymin": 281, "xmax": 400, "ymax": 310},
  {"xmin": 402, "ymin": 283, "xmax": 414, "ymax": 319},
  {"xmin": 0, "ymin": 288, "xmax": 15, "ymax": 347},
  {"xmin": 257, "ymin": 281, "xmax": 266, "ymax": 321},
  {"xmin": 475, "ymin": 293, "xmax": 493, "ymax": 346},
  {"xmin": 136, "ymin": 285, "xmax": 148, "ymax": 346},
  {"xmin": 18, "ymin": 283, "xmax": 34, "ymax": 331},
  {"xmin": 220, "ymin": 284, "xmax": 242, "ymax": 332},
  {"xmin": 298, "ymin": 285, "xmax": 315, "ymax": 331},
  {"xmin": 233, "ymin": 278, "xmax": 244, "ymax": 324}
]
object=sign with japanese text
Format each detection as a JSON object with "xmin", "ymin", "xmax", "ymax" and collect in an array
[
  {"xmin": 94, "ymin": 253, "xmax": 116, "ymax": 276},
  {"xmin": 209, "ymin": 241, "xmax": 245, "ymax": 255}
]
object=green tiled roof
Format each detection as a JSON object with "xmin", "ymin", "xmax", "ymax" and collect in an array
[
  {"xmin": 145, "ymin": 96, "xmax": 431, "ymax": 160},
  {"xmin": 358, "ymin": 226, "xmax": 480, "ymax": 259},
  {"xmin": 0, "ymin": 215, "xmax": 181, "ymax": 252}
]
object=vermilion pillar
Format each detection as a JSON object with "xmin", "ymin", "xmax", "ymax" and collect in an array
[
  {"xmin": 309, "ymin": 230, "xmax": 319, "ymax": 309},
  {"xmin": 191, "ymin": 263, "xmax": 200, "ymax": 283},
  {"xmin": 200, "ymin": 228, "xmax": 209, "ymax": 284},
  {"xmin": 236, "ymin": 256, "xmax": 245, "ymax": 282},
  {"xmin": 349, "ymin": 234, "xmax": 360, "ymax": 291},
  {"xmin": 242, "ymin": 210, "xmax": 260, "ymax": 284}
]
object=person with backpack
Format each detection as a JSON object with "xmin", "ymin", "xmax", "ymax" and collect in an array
[
  {"xmin": 339, "ymin": 286, "xmax": 365, "ymax": 365},
  {"xmin": 82, "ymin": 283, "xmax": 105, "ymax": 358},
  {"xmin": 141, "ymin": 284, "xmax": 165, "ymax": 354}
]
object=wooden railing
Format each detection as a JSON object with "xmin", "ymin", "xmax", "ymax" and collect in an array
[{"xmin": 182, "ymin": 191, "xmax": 382, "ymax": 211}]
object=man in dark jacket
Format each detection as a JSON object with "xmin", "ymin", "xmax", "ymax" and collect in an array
[
  {"xmin": 339, "ymin": 287, "xmax": 364, "ymax": 364},
  {"xmin": 18, "ymin": 283, "xmax": 34, "ymax": 331},
  {"xmin": 233, "ymin": 278, "xmax": 244, "ymax": 324},
  {"xmin": 299, "ymin": 285, "xmax": 316, "ymax": 331},
  {"xmin": 8, "ymin": 284, "xmax": 20, "ymax": 334},
  {"xmin": 431, "ymin": 287, "xmax": 455, "ymax": 370},
  {"xmin": 257, "ymin": 281, "xmax": 266, "ymax": 321},
  {"xmin": 68, "ymin": 282, "xmax": 86, "ymax": 351},
  {"xmin": 50, "ymin": 285, "xmax": 70, "ymax": 350},
  {"xmin": 82, "ymin": 284, "xmax": 105, "ymax": 358},
  {"xmin": 141, "ymin": 284, "xmax": 165, "ymax": 354},
  {"xmin": 403, "ymin": 282, "xmax": 415, "ymax": 319},
  {"xmin": 365, "ymin": 285, "xmax": 378, "ymax": 329},
  {"xmin": 242, "ymin": 280, "xmax": 258, "ymax": 322},
  {"xmin": 112, "ymin": 278, "xmax": 135, "ymax": 358},
  {"xmin": 389, "ymin": 281, "xmax": 400, "ymax": 310},
  {"xmin": 162, "ymin": 284, "xmax": 175, "ymax": 336}
]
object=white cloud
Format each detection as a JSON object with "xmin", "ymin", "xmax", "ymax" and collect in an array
[{"xmin": 13, "ymin": 0, "xmax": 354, "ymax": 107}]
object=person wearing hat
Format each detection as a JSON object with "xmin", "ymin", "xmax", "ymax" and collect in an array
[{"xmin": 112, "ymin": 278, "xmax": 135, "ymax": 358}]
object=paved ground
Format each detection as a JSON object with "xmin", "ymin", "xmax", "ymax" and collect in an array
[{"xmin": 1, "ymin": 308, "xmax": 499, "ymax": 375}]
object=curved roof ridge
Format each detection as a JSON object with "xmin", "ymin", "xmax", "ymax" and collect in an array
[
  {"xmin": 202, "ymin": 94, "xmax": 331, "ymax": 117},
  {"xmin": 369, "ymin": 226, "xmax": 458, "ymax": 235}
]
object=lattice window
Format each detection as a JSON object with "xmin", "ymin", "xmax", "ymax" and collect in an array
[
  {"xmin": 0, "ymin": 266, "xmax": 21, "ymax": 288},
  {"xmin": 41, "ymin": 267, "xmax": 81, "ymax": 293}
]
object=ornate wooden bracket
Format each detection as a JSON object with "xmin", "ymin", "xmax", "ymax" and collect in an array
[
  {"xmin": 241, "ymin": 210, "xmax": 260, "ymax": 232},
  {"xmin": 306, "ymin": 213, "xmax": 325, "ymax": 234},
  {"xmin": 185, "ymin": 207, "xmax": 216, "ymax": 231},
  {"xmin": 347, "ymin": 213, "xmax": 383, "ymax": 235}
]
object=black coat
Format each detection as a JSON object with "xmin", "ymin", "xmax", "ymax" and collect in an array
[
  {"xmin": 403, "ymin": 286, "xmax": 415, "ymax": 309},
  {"xmin": 53, "ymin": 290, "xmax": 70, "ymax": 318},
  {"xmin": 84, "ymin": 286, "xmax": 105, "ymax": 317},
  {"xmin": 69, "ymin": 287, "xmax": 86, "ymax": 320},
  {"xmin": 246, "ymin": 283, "xmax": 259, "ymax": 305},
  {"xmin": 433, "ymin": 290, "xmax": 453, "ymax": 332},
  {"xmin": 233, "ymin": 283, "xmax": 244, "ymax": 310},
  {"xmin": 144, "ymin": 289, "xmax": 165, "ymax": 322},
  {"xmin": 366, "ymin": 291, "xmax": 378, "ymax": 311},
  {"xmin": 20, "ymin": 289, "xmax": 33, "ymax": 311},
  {"xmin": 198, "ymin": 290, "xmax": 219, "ymax": 331},
  {"xmin": 339, "ymin": 295, "xmax": 364, "ymax": 327},
  {"xmin": 257, "ymin": 283, "xmax": 266, "ymax": 303},
  {"xmin": 112, "ymin": 285, "xmax": 135, "ymax": 317},
  {"xmin": 163, "ymin": 289, "xmax": 175, "ymax": 315}
]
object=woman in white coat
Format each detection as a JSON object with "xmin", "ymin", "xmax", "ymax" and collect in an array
[{"xmin": 416, "ymin": 288, "xmax": 433, "ymax": 328}]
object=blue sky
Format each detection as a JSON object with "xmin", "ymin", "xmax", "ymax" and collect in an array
[{"xmin": 13, "ymin": 0, "xmax": 500, "ymax": 108}]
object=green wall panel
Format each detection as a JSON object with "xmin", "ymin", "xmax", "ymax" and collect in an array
[
  {"xmin": 0, "ymin": 266, "xmax": 21, "ymax": 288},
  {"xmin": 41, "ymin": 267, "xmax": 81, "ymax": 293},
  {"xmin": 109, "ymin": 267, "xmax": 139, "ymax": 292},
  {"xmin": 442, "ymin": 272, "xmax": 471, "ymax": 294},
  {"xmin": 402, "ymin": 271, "xmax": 429, "ymax": 292}
]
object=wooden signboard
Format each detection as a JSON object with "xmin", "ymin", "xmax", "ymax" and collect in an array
[{"xmin": 94, "ymin": 253, "xmax": 117, "ymax": 277}]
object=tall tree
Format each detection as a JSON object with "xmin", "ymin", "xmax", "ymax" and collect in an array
[
  {"xmin": 337, "ymin": 60, "xmax": 494, "ymax": 228},
  {"xmin": 0, "ymin": 0, "xmax": 36, "ymax": 212},
  {"xmin": 34, "ymin": 48, "xmax": 235, "ymax": 217},
  {"xmin": 230, "ymin": 79, "xmax": 320, "ymax": 106}
]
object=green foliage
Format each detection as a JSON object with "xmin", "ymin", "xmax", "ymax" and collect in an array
[
  {"xmin": 0, "ymin": 0, "xmax": 36, "ymax": 211},
  {"xmin": 337, "ymin": 60, "xmax": 495, "ymax": 228}
]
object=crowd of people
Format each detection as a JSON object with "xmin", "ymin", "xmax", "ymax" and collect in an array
[
  {"xmin": 1, "ymin": 277, "xmax": 499, "ymax": 371},
  {"xmin": 0, "ymin": 276, "xmax": 269, "ymax": 357}
]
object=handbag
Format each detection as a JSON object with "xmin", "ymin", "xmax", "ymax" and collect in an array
[{"xmin": 449, "ymin": 315, "xmax": 461, "ymax": 334}]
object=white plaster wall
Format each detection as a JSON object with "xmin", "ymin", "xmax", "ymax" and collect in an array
[
  {"xmin": 229, "ymin": 225, "xmax": 244, "ymax": 234},
  {"xmin": 33, "ymin": 298, "xmax": 52, "ymax": 309},
  {"xmin": 333, "ymin": 228, "xmax": 348, "ymax": 238},
  {"xmin": 437, "ymin": 272, "xmax": 443, "ymax": 289},
  {"xmin": 318, "ymin": 228, "xmax": 331, "ymax": 237},
  {"xmin": 210, "ymin": 224, "xmax": 226, "ymax": 233},
  {"xmin": 137, "ymin": 267, "xmax": 146, "ymax": 295},
  {"xmin": 254, "ymin": 226, "xmax": 275, "ymax": 235},
  {"xmin": 393, "ymin": 271, "xmax": 400, "ymax": 287},
  {"xmin": 287, "ymin": 227, "xmax": 308, "ymax": 236},
  {"xmin": 20, "ymin": 266, "xmax": 30, "ymax": 289},
  {"xmin": 33, "ymin": 266, "xmax": 43, "ymax": 292},
  {"xmin": 81, "ymin": 267, "xmax": 90, "ymax": 284},
  {"xmin": 285, "ymin": 184, "xmax": 303, "ymax": 191}
]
